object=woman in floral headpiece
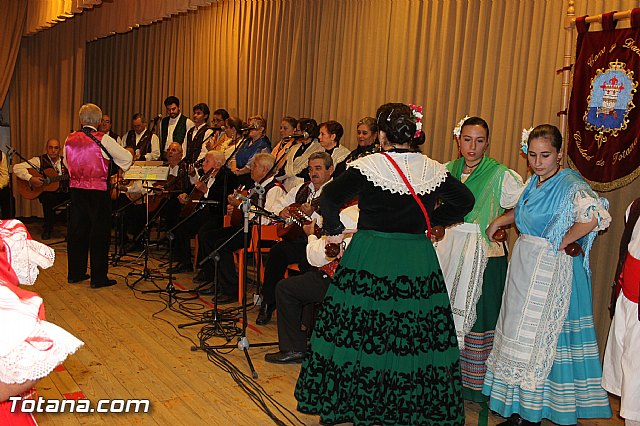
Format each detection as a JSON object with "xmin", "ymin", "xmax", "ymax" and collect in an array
[
  {"xmin": 482, "ymin": 124, "xmax": 612, "ymax": 425},
  {"xmin": 295, "ymin": 102, "xmax": 474, "ymax": 425},
  {"xmin": 436, "ymin": 116, "xmax": 524, "ymax": 402},
  {"xmin": 0, "ymin": 220, "xmax": 83, "ymax": 425}
]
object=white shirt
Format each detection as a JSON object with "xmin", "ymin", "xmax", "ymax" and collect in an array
[
  {"xmin": 14, "ymin": 155, "xmax": 64, "ymax": 181},
  {"xmin": 306, "ymin": 205, "xmax": 359, "ymax": 267},
  {"xmin": 626, "ymin": 202, "xmax": 640, "ymax": 259}
]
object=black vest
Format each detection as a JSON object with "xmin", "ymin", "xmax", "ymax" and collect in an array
[
  {"xmin": 39, "ymin": 154, "xmax": 69, "ymax": 192},
  {"xmin": 184, "ymin": 124, "xmax": 210, "ymax": 164}
]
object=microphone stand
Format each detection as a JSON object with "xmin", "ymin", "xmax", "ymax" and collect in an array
[
  {"xmin": 178, "ymin": 223, "xmax": 246, "ymax": 335},
  {"xmin": 200, "ymin": 199, "xmax": 278, "ymax": 379},
  {"xmin": 4, "ymin": 146, "xmax": 16, "ymax": 218}
]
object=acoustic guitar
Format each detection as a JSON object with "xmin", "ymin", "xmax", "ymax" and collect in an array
[
  {"xmin": 15, "ymin": 168, "xmax": 69, "ymax": 200},
  {"xmin": 179, "ymin": 166, "xmax": 216, "ymax": 217},
  {"xmin": 275, "ymin": 203, "xmax": 340, "ymax": 257},
  {"xmin": 276, "ymin": 198, "xmax": 321, "ymax": 241}
]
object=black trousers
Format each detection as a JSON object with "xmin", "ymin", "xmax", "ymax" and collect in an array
[
  {"xmin": 275, "ymin": 270, "xmax": 331, "ymax": 352},
  {"xmin": 67, "ymin": 188, "xmax": 111, "ymax": 283},
  {"xmin": 262, "ymin": 239, "xmax": 309, "ymax": 305},
  {"xmin": 172, "ymin": 208, "xmax": 222, "ymax": 266},
  {"xmin": 39, "ymin": 191, "xmax": 70, "ymax": 230},
  {"xmin": 198, "ymin": 224, "xmax": 246, "ymax": 296}
]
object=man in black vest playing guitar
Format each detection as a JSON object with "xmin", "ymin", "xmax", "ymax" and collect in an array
[
  {"xmin": 256, "ymin": 151, "xmax": 335, "ymax": 325},
  {"xmin": 14, "ymin": 138, "xmax": 70, "ymax": 240},
  {"xmin": 169, "ymin": 150, "xmax": 238, "ymax": 274}
]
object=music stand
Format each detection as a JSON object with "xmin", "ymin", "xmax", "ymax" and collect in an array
[
  {"xmin": 125, "ymin": 163, "xmax": 170, "ymax": 287},
  {"xmin": 47, "ymin": 199, "xmax": 71, "ymax": 247}
]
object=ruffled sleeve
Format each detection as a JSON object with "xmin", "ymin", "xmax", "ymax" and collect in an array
[
  {"xmin": 572, "ymin": 189, "xmax": 611, "ymax": 232},
  {"xmin": 500, "ymin": 169, "xmax": 525, "ymax": 209}
]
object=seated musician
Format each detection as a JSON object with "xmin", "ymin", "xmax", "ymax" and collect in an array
[
  {"xmin": 160, "ymin": 142, "xmax": 190, "ymax": 234},
  {"xmin": 13, "ymin": 138, "xmax": 69, "ymax": 240},
  {"xmin": 264, "ymin": 204, "xmax": 358, "ymax": 364},
  {"xmin": 123, "ymin": 113, "xmax": 161, "ymax": 161},
  {"xmin": 168, "ymin": 150, "xmax": 238, "ymax": 274},
  {"xmin": 256, "ymin": 151, "xmax": 334, "ymax": 325},
  {"xmin": 116, "ymin": 143, "xmax": 188, "ymax": 252},
  {"xmin": 195, "ymin": 153, "xmax": 286, "ymax": 302},
  {"xmin": 230, "ymin": 115, "xmax": 271, "ymax": 186},
  {"xmin": 279, "ymin": 118, "xmax": 322, "ymax": 191},
  {"xmin": 205, "ymin": 108, "xmax": 231, "ymax": 152}
]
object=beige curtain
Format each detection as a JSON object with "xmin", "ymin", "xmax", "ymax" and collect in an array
[
  {"xmin": 9, "ymin": 17, "xmax": 87, "ymax": 218},
  {"xmin": 10, "ymin": 0, "xmax": 640, "ymax": 353},
  {"xmin": 24, "ymin": 0, "xmax": 216, "ymax": 38},
  {"xmin": 0, "ymin": 2, "xmax": 27, "ymax": 106}
]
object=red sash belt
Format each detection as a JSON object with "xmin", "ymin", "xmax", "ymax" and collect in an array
[{"xmin": 621, "ymin": 252, "xmax": 640, "ymax": 304}]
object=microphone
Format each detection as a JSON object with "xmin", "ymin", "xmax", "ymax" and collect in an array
[
  {"xmin": 210, "ymin": 126, "xmax": 225, "ymax": 132},
  {"xmin": 152, "ymin": 114, "xmax": 162, "ymax": 121},
  {"xmin": 284, "ymin": 132, "xmax": 309, "ymax": 140},
  {"xmin": 239, "ymin": 125, "xmax": 257, "ymax": 132}
]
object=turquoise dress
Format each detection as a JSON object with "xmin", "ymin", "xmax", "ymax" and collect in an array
[{"xmin": 482, "ymin": 169, "xmax": 612, "ymax": 424}]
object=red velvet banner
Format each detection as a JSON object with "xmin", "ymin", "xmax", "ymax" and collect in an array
[{"xmin": 568, "ymin": 11, "xmax": 640, "ymax": 191}]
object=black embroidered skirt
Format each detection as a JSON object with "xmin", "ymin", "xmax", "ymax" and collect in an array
[{"xmin": 295, "ymin": 230, "xmax": 465, "ymax": 425}]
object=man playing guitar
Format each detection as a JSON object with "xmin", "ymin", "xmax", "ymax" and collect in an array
[
  {"xmin": 255, "ymin": 151, "xmax": 335, "ymax": 325},
  {"xmin": 14, "ymin": 138, "xmax": 70, "ymax": 240}
]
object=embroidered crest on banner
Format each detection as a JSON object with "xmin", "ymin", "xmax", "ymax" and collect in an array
[{"xmin": 583, "ymin": 60, "xmax": 637, "ymax": 146}]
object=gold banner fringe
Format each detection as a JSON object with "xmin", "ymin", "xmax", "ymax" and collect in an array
[{"xmin": 567, "ymin": 157, "xmax": 640, "ymax": 192}]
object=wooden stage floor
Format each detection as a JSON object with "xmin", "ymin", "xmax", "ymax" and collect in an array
[{"xmin": 25, "ymin": 224, "xmax": 623, "ymax": 425}]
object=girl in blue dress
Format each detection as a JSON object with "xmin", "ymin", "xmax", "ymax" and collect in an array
[{"xmin": 483, "ymin": 124, "xmax": 612, "ymax": 425}]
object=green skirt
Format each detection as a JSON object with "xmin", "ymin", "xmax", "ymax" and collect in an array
[{"xmin": 295, "ymin": 230, "xmax": 465, "ymax": 425}]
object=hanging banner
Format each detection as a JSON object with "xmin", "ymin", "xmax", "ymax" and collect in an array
[{"xmin": 567, "ymin": 11, "xmax": 640, "ymax": 191}]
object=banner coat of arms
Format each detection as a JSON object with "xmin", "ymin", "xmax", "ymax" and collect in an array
[{"xmin": 568, "ymin": 12, "xmax": 640, "ymax": 191}]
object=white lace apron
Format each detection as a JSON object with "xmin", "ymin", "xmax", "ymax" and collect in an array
[{"xmin": 486, "ymin": 234, "xmax": 572, "ymax": 390}]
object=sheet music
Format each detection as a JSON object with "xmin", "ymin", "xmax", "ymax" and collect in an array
[{"xmin": 123, "ymin": 161, "xmax": 170, "ymax": 181}]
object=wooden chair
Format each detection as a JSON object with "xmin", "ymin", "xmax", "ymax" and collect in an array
[{"xmin": 235, "ymin": 224, "xmax": 281, "ymax": 304}]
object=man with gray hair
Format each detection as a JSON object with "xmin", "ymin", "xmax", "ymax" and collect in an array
[{"xmin": 63, "ymin": 103, "xmax": 133, "ymax": 288}]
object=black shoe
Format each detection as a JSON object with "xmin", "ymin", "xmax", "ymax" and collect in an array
[
  {"xmin": 497, "ymin": 414, "xmax": 541, "ymax": 426},
  {"xmin": 166, "ymin": 263, "xmax": 193, "ymax": 274},
  {"xmin": 256, "ymin": 303, "xmax": 276, "ymax": 325},
  {"xmin": 215, "ymin": 292, "xmax": 236, "ymax": 304},
  {"xmin": 68, "ymin": 274, "xmax": 90, "ymax": 284},
  {"xmin": 193, "ymin": 270, "xmax": 210, "ymax": 284},
  {"xmin": 90, "ymin": 279, "xmax": 117, "ymax": 289},
  {"xmin": 42, "ymin": 228, "xmax": 52, "ymax": 240},
  {"xmin": 198, "ymin": 285, "xmax": 215, "ymax": 295},
  {"xmin": 264, "ymin": 350, "xmax": 305, "ymax": 364},
  {"xmin": 125, "ymin": 241, "xmax": 143, "ymax": 253}
]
